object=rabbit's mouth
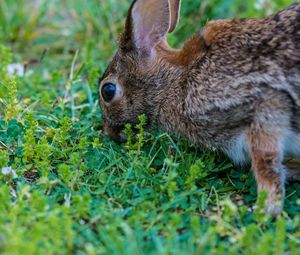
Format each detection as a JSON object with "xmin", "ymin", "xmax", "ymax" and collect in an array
[{"xmin": 103, "ymin": 123, "xmax": 126, "ymax": 144}]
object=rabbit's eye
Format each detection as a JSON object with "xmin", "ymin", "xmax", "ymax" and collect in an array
[{"xmin": 101, "ymin": 83, "xmax": 117, "ymax": 102}]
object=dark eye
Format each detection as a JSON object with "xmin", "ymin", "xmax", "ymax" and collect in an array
[{"xmin": 101, "ymin": 83, "xmax": 116, "ymax": 102}]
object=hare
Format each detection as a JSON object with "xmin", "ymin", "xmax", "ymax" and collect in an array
[{"xmin": 99, "ymin": 0, "xmax": 300, "ymax": 216}]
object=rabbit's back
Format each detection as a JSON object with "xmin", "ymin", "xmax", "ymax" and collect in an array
[
  {"xmin": 181, "ymin": 3, "xmax": 300, "ymax": 150},
  {"xmin": 202, "ymin": 3, "xmax": 300, "ymax": 103}
]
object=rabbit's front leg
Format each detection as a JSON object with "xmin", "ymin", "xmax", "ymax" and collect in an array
[{"xmin": 247, "ymin": 124, "xmax": 285, "ymax": 216}]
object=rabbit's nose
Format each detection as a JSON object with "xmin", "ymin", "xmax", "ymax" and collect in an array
[
  {"xmin": 109, "ymin": 131, "xmax": 127, "ymax": 145},
  {"xmin": 111, "ymin": 135, "xmax": 126, "ymax": 145},
  {"xmin": 103, "ymin": 124, "xmax": 126, "ymax": 144}
]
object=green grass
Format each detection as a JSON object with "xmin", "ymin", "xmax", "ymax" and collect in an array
[{"xmin": 0, "ymin": 0, "xmax": 299, "ymax": 254}]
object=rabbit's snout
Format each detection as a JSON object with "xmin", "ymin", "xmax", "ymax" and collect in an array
[{"xmin": 103, "ymin": 121, "xmax": 126, "ymax": 144}]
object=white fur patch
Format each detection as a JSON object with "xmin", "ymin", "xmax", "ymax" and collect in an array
[
  {"xmin": 283, "ymin": 130, "xmax": 300, "ymax": 158},
  {"xmin": 224, "ymin": 130, "xmax": 300, "ymax": 166},
  {"xmin": 223, "ymin": 133, "xmax": 250, "ymax": 165}
]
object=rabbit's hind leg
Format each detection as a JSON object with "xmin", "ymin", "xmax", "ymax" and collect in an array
[{"xmin": 247, "ymin": 124, "xmax": 286, "ymax": 216}]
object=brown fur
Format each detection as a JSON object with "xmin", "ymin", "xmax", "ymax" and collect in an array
[
  {"xmin": 99, "ymin": 0, "xmax": 300, "ymax": 216},
  {"xmin": 157, "ymin": 35, "xmax": 207, "ymax": 66},
  {"xmin": 247, "ymin": 125, "xmax": 285, "ymax": 216},
  {"xmin": 202, "ymin": 19, "xmax": 240, "ymax": 45}
]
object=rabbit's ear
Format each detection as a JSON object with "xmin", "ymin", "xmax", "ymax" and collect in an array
[
  {"xmin": 168, "ymin": 0, "xmax": 181, "ymax": 33},
  {"xmin": 124, "ymin": 0, "xmax": 180, "ymax": 55}
]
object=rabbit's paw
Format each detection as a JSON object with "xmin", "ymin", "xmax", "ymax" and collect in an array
[{"xmin": 265, "ymin": 193, "xmax": 283, "ymax": 217}]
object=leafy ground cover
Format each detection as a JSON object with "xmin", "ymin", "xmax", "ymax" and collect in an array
[{"xmin": 0, "ymin": 0, "xmax": 299, "ymax": 254}]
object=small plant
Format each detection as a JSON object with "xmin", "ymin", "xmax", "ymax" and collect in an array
[
  {"xmin": 4, "ymin": 77, "xmax": 19, "ymax": 121},
  {"xmin": 124, "ymin": 114, "xmax": 148, "ymax": 154}
]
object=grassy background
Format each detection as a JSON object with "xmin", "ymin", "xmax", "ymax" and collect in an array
[{"xmin": 0, "ymin": 0, "xmax": 299, "ymax": 254}]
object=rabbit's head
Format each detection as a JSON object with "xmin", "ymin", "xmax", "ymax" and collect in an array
[{"xmin": 99, "ymin": 0, "xmax": 182, "ymax": 142}]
